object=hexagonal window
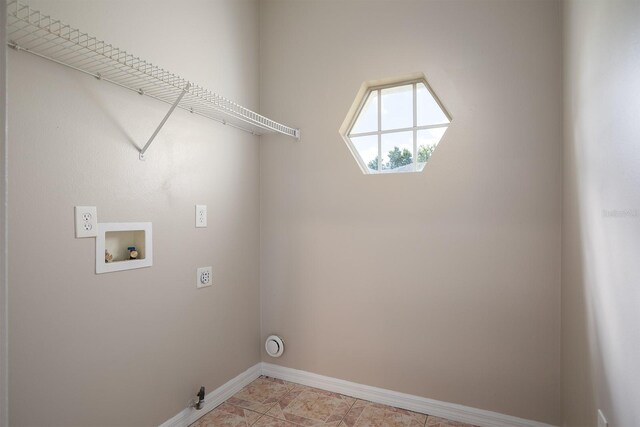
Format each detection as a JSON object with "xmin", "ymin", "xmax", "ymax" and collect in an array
[{"xmin": 340, "ymin": 76, "xmax": 451, "ymax": 174}]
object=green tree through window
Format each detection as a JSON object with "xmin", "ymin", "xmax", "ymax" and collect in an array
[
  {"xmin": 418, "ymin": 144, "xmax": 436, "ymax": 163},
  {"xmin": 388, "ymin": 147, "xmax": 413, "ymax": 168},
  {"xmin": 368, "ymin": 146, "xmax": 414, "ymax": 171}
]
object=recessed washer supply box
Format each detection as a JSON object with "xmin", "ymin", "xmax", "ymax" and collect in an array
[{"xmin": 96, "ymin": 222, "xmax": 153, "ymax": 274}]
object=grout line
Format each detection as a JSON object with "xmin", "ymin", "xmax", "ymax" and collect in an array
[
  {"xmin": 339, "ymin": 397, "xmax": 358, "ymax": 426},
  {"xmin": 249, "ymin": 408, "xmax": 265, "ymax": 427},
  {"xmin": 352, "ymin": 401, "xmax": 367, "ymax": 427}
]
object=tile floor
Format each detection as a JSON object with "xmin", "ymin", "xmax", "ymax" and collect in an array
[{"xmin": 191, "ymin": 376, "xmax": 476, "ymax": 427}]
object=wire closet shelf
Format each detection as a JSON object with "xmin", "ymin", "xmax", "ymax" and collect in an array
[{"xmin": 6, "ymin": 1, "xmax": 300, "ymax": 157}]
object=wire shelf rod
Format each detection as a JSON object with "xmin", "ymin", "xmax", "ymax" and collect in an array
[{"xmin": 6, "ymin": 42, "xmax": 264, "ymax": 137}]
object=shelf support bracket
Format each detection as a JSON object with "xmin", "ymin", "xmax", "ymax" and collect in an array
[{"xmin": 139, "ymin": 82, "xmax": 191, "ymax": 160}]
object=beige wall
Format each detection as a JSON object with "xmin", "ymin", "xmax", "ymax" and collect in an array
[
  {"xmin": 7, "ymin": 1, "xmax": 261, "ymax": 426},
  {"xmin": 259, "ymin": 0, "xmax": 562, "ymax": 425},
  {"xmin": 562, "ymin": 1, "xmax": 640, "ymax": 426},
  {"xmin": 1, "ymin": 0, "xmax": 8, "ymax": 425}
]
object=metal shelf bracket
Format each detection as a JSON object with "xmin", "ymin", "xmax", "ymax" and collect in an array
[{"xmin": 139, "ymin": 83, "xmax": 191, "ymax": 160}]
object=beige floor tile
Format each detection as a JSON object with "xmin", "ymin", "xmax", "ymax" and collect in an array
[
  {"xmin": 191, "ymin": 403, "xmax": 263, "ymax": 427},
  {"xmin": 426, "ymin": 415, "xmax": 477, "ymax": 427},
  {"xmin": 227, "ymin": 376, "xmax": 297, "ymax": 414},
  {"xmin": 253, "ymin": 414, "xmax": 299, "ymax": 427},
  {"xmin": 342, "ymin": 400, "xmax": 427, "ymax": 427},
  {"xmin": 267, "ymin": 385, "xmax": 355, "ymax": 426}
]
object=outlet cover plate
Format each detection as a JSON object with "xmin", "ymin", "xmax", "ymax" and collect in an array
[
  {"xmin": 195, "ymin": 205, "xmax": 207, "ymax": 228},
  {"xmin": 196, "ymin": 266, "xmax": 213, "ymax": 288},
  {"xmin": 75, "ymin": 206, "xmax": 97, "ymax": 238}
]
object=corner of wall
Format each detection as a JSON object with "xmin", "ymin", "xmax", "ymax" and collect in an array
[
  {"xmin": 561, "ymin": 0, "xmax": 640, "ymax": 425},
  {"xmin": 1, "ymin": 0, "xmax": 8, "ymax": 424}
]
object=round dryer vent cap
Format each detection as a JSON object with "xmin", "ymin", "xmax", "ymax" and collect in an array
[{"xmin": 265, "ymin": 335, "xmax": 284, "ymax": 357}]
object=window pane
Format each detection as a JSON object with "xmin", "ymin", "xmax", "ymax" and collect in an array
[
  {"xmin": 417, "ymin": 82, "xmax": 449, "ymax": 126},
  {"xmin": 381, "ymin": 131, "xmax": 414, "ymax": 172},
  {"xmin": 350, "ymin": 135, "xmax": 379, "ymax": 173},
  {"xmin": 381, "ymin": 84, "xmax": 413, "ymax": 131},
  {"xmin": 416, "ymin": 127, "xmax": 447, "ymax": 171},
  {"xmin": 350, "ymin": 91, "xmax": 378, "ymax": 135}
]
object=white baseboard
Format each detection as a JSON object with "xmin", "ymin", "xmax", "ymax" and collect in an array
[
  {"xmin": 159, "ymin": 363, "xmax": 262, "ymax": 427},
  {"xmin": 261, "ymin": 363, "xmax": 556, "ymax": 427},
  {"xmin": 159, "ymin": 362, "xmax": 556, "ymax": 427}
]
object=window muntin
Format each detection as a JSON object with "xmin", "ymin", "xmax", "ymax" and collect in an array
[{"xmin": 346, "ymin": 80, "xmax": 450, "ymax": 174}]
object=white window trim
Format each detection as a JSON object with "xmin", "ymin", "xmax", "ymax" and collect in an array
[{"xmin": 343, "ymin": 78, "xmax": 451, "ymax": 174}]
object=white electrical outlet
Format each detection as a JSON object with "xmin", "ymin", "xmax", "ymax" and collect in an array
[
  {"xmin": 598, "ymin": 410, "xmax": 608, "ymax": 427},
  {"xmin": 195, "ymin": 205, "xmax": 207, "ymax": 228},
  {"xmin": 74, "ymin": 206, "xmax": 97, "ymax": 238},
  {"xmin": 196, "ymin": 266, "xmax": 213, "ymax": 288}
]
